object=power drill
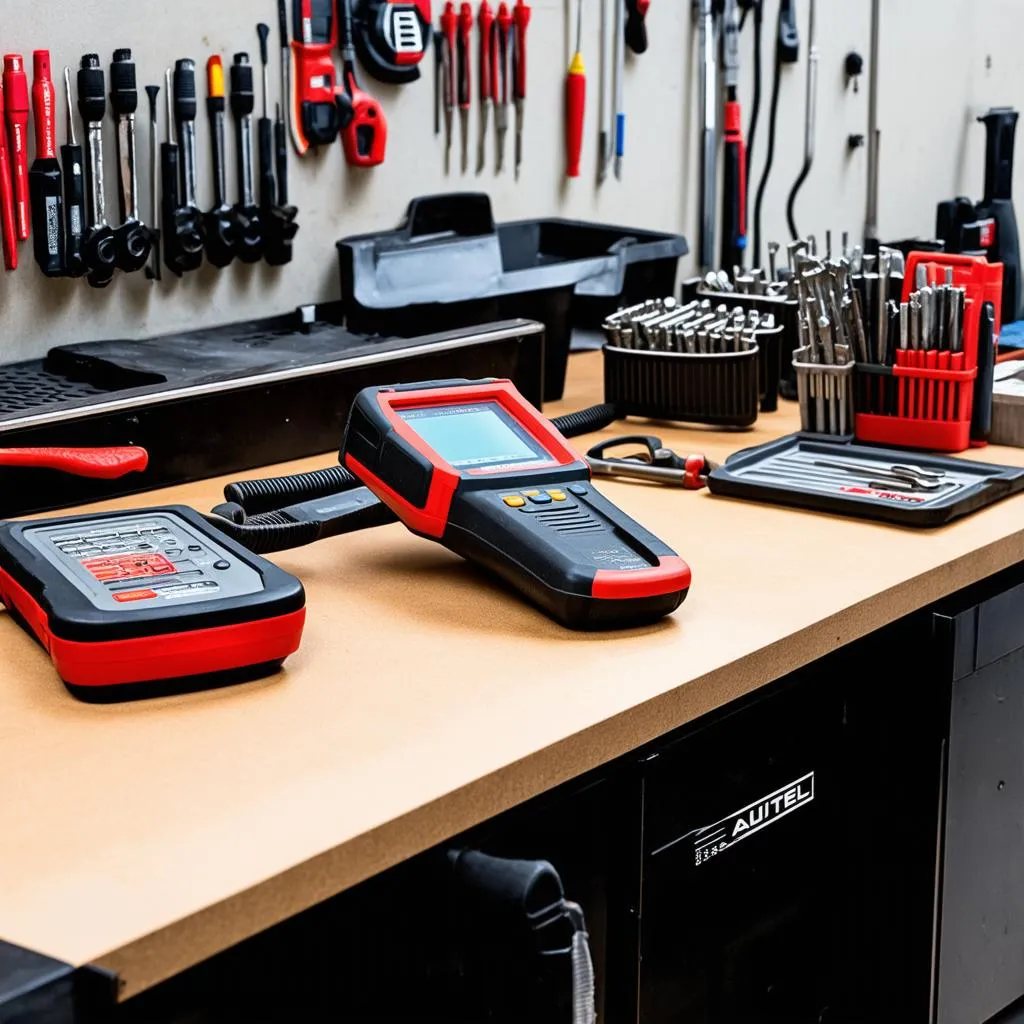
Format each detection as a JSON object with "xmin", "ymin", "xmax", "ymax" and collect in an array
[{"xmin": 936, "ymin": 107, "xmax": 1022, "ymax": 325}]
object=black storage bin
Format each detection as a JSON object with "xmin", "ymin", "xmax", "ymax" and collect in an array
[
  {"xmin": 602, "ymin": 342, "xmax": 762, "ymax": 428},
  {"xmin": 338, "ymin": 193, "xmax": 687, "ymax": 402}
]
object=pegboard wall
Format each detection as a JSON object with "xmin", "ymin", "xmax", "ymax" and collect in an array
[{"xmin": 0, "ymin": 0, "xmax": 1019, "ymax": 359}]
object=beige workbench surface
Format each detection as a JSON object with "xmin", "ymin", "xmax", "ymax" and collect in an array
[{"xmin": 4, "ymin": 351, "xmax": 1024, "ymax": 1000}]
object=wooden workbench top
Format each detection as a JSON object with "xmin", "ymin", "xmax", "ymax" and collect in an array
[{"xmin": 4, "ymin": 350, "xmax": 1024, "ymax": 1000}]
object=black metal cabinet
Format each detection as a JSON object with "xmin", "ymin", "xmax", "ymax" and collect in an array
[{"xmin": 934, "ymin": 578, "xmax": 1024, "ymax": 1024}]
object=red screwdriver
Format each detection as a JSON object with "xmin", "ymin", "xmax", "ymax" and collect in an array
[
  {"xmin": 3, "ymin": 55, "xmax": 30, "ymax": 242},
  {"xmin": 511, "ymin": 0, "xmax": 530, "ymax": 180},
  {"xmin": 564, "ymin": 0, "xmax": 585, "ymax": 178},
  {"xmin": 440, "ymin": 1, "xmax": 457, "ymax": 172},
  {"xmin": 0, "ymin": 74, "xmax": 18, "ymax": 269},
  {"xmin": 457, "ymin": 2, "xmax": 473, "ymax": 173},
  {"xmin": 477, "ymin": 0, "xmax": 494, "ymax": 173}
]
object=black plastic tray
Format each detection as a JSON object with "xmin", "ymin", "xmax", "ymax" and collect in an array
[
  {"xmin": 0, "ymin": 312, "xmax": 545, "ymax": 517},
  {"xmin": 337, "ymin": 193, "xmax": 687, "ymax": 402},
  {"xmin": 707, "ymin": 433, "xmax": 1024, "ymax": 526}
]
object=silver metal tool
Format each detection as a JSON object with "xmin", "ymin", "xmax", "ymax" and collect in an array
[
  {"xmin": 696, "ymin": 0, "xmax": 718, "ymax": 271},
  {"xmin": 612, "ymin": 0, "xmax": 625, "ymax": 179},
  {"xmin": 597, "ymin": 0, "xmax": 611, "ymax": 182},
  {"xmin": 864, "ymin": 0, "xmax": 881, "ymax": 244}
]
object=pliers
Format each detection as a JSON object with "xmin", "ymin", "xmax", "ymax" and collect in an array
[{"xmin": 587, "ymin": 436, "xmax": 717, "ymax": 490}]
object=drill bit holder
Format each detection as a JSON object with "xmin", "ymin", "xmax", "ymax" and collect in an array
[
  {"xmin": 852, "ymin": 253, "xmax": 999, "ymax": 453},
  {"xmin": 600, "ymin": 298, "xmax": 777, "ymax": 428},
  {"xmin": 792, "ymin": 345, "xmax": 854, "ymax": 437}
]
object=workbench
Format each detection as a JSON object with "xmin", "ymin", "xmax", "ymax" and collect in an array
[{"xmin": 5, "ymin": 350, "xmax": 1024, "ymax": 1022}]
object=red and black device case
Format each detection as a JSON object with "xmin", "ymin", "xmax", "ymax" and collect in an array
[
  {"xmin": 341, "ymin": 378, "xmax": 691, "ymax": 629},
  {"xmin": 0, "ymin": 506, "xmax": 305, "ymax": 702}
]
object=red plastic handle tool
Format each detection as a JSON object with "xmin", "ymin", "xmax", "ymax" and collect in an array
[
  {"xmin": 339, "ymin": 75, "xmax": 388, "ymax": 167},
  {"xmin": 440, "ymin": 1, "xmax": 457, "ymax": 109},
  {"xmin": 564, "ymin": 48, "xmax": 585, "ymax": 177},
  {"xmin": 478, "ymin": 0, "xmax": 494, "ymax": 101},
  {"xmin": 0, "ymin": 77, "xmax": 17, "ymax": 270},
  {"xmin": 511, "ymin": 0, "xmax": 530, "ymax": 100},
  {"xmin": 494, "ymin": 2, "xmax": 512, "ymax": 105},
  {"xmin": 457, "ymin": 2, "xmax": 473, "ymax": 109},
  {"xmin": 0, "ymin": 447, "xmax": 149, "ymax": 479},
  {"xmin": 31, "ymin": 51, "xmax": 57, "ymax": 160},
  {"xmin": 3, "ymin": 55, "xmax": 30, "ymax": 241}
]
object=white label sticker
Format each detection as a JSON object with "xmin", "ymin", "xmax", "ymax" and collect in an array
[{"xmin": 652, "ymin": 772, "xmax": 815, "ymax": 866}]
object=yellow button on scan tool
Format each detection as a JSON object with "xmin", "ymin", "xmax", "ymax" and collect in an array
[
  {"xmin": 503, "ymin": 495, "xmax": 526, "ymax": 508},
  {"xmin": 522, "ymin": 489, "xmax": 541, "ymax": 496},
  {"xmin": 547, "ymin": 490, "xmax": 566, "ymax": 501}
]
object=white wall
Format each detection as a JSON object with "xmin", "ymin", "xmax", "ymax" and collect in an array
[{"xmin": 0, "ymin": 0, "xmax": 1020, "ymax": 360}]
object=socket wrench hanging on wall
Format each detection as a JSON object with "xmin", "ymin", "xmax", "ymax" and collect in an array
[
  {"xmin": 77, "ymin": 54, "xmax": 117, "ymax": 287},
  {"xmin": 109, "ymin": 49, "xmax": 152, "ymax": 273},
  {"xmin": 161, "ymin": 68, "xmax": 203, "ymax": 276},
  {"xmin": 230, "ymin": 53, "xmax": 264, "ymax": 263},
  {"xmin": 204, "ymin": 56, "xmax": 237, "ymax": 267},
  {"xmin": 172, "ymin": 59, "xmax": 205, "ymax": 271}
]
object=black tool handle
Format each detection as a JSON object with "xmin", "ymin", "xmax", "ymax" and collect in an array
[
  {"xmin": 77, "ymin": 54, "xmax": 105, "ymax": 123},
  {"xmin": 275, "ymin": 116, "xmax": 288, "ymax": 204},
  {"xmin": 721, "ymin": 133, "xmax": 743, "ymax": 271},
  {"xmin": 109, "ymin": 49, "xmax": 137, "ymax": 115},
  {"xmin": 230, "ymin": 54, "xmax": 254, "ymax": 118},
  {"xmin": 173, "ymin": 59, "xmax": 197, "ymax": 123},
  {"xmin": 29, "ymin": 159, "xmax": 65, "ymax": 276},
  {"xmin": 971, "ymin": 301, "xmax": 996, "ymax": 443},
  {"xmin": 161, "ymin": 141, "xmax": 182, "ymax": 275},
  {"xmin": 258, "ymin": 116, "xmax": 275, "ymax": 208},
  {"xmin": 60, "ymin": 143, "xmax": 85, "ymax": 276},
  {"xmin": 778, "ymin": 0, "xmax": 799, "ymax": 62}
]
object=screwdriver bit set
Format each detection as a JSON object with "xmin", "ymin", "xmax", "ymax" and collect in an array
[{"xmin": 600, "ymin": 296, "xmax": 782, "ymax": 427}]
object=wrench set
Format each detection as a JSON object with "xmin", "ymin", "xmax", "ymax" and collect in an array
[{"xmin": 0, "ymin": 34, "xmax": 298, "ymax": 285}]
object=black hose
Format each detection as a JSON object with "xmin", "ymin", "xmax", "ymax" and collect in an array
[
  {"xmin": 204, "ymin": 514, "xmax": 324, "ymax": 555},
  {"xmin": 224, "ymin": 465, "xmax": 359, "ymax": 515},
  {"xmin": 785, "ymin": 157, "xmax": 811, "ymax": 240},
  {"xmin": 745, "ymin": 1, "xmax": 764, "ymax": 186},
  {"xmin": 550, "ymin": 403, "xmax": 620, "ymax": 438},
  {"xmin": 751, "ymin": 42, "xmax": 782, "ymax": 269}
]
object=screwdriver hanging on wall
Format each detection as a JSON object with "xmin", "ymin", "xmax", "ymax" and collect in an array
[
  {"xmin": 457, "ymin": 2, "xmax": 472, "ymax": 173},
  {"xmin": 109, "ymin": 49, "xmax": 152, "ymax": 273},
  {"xmin": 230, "ymin": 53, "xmax": 263, "ymax": 263},
  {"xmin": 0, "ymin": 70, "xmax": 18, "ymax": 270},
  {"xmin": 77, "ymin": 54, "xmax": 117, "ymax": 287},
  {"xmin": 161, "ymin": 68, "xmax": 203, "ymax": 276},
  {"xmin": 143, "ymin": 83, "xmax": 161, "ymax": 280},
  {"xmin": 256, "ymin": 22, "xmax": 297, "ymax": 266},
  {"xmin": 3, "ymin": 55, "xmax": 31, "ymax": 243},
  {"xmin": 477, "ymin": 0, "xmax": 494, "ymax": 173},
  {"xmin": 204, "ymin": 56, "xmax": 237, "ymax": 267},
  {"xmin": 28, "ymin": 50, "xmax": 65, "ymax": 277},
  {"xmin": 511, "ymin": 0, "xmax": 529, "ymax": 180},
  {"xmin": 60, "ymin": 67, "xmax": 85, "ymax": 277}
]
